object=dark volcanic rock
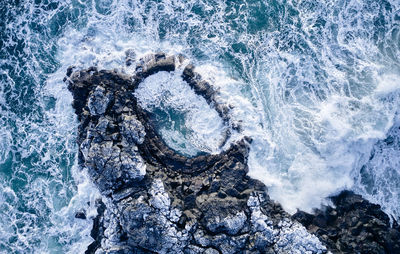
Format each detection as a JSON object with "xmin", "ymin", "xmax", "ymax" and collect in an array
[
  {"xmin": 293, "ymin": 191, "xmax": 400, "ymax": 254},
  {"xmin": 67, "ymin": 52, "xmax": 400, "ymax": 254},
  {"xmin": 86, "ymin": 200, "xmax": 106, "ymax": 254},
  {"xmin": 75, "ymin": 210, "xmax": 87, "ymax": 220}
]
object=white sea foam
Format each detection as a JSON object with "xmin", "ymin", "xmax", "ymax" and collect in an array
[
  {"xmin": 0, "ymin": 123, "xmax": 11, "ymax": 166},
  {"xmin": 0, "ymin": 1, "xmax": 104, "ymax": 252},
  {"xmin": 242, "ymin": 0, "xmax": 400, "ymax": 215},
  {"xmin": 135, "ymin": 71, "xmax": 227, "ymax": 156}
]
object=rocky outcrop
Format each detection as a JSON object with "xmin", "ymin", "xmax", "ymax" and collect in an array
[
  {"xmin": 293, "ymin": 191, "xmax": 400, "ymax": 254},
  {"xmin": 66, "ymin": 53, "xmax": 398, "ymax": 254}
]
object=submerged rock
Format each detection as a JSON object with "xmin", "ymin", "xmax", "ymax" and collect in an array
[
  {"xmin": 67, "ymin": 53, "xmax": 398, "ymax": 254},
  {"xmin": 75, "ymin": 210, "xmax": 87, "ymax": 220}
]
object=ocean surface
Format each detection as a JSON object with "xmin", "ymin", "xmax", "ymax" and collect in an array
[{"xmin": 0, "ymin": 0, "xmax": 399, "ymax": 252}]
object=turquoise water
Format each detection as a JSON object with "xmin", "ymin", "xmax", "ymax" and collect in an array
[{"xmin": 0, "ymin": 0, "xmax": 399, "ymax": 252}]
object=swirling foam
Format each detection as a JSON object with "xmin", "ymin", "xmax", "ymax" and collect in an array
[
  {"xmin": 135, "ymin": 71, "xmax": 227, "ymax": 156},
  {"xmin": 0, "ymin": 1, "xmax": 101, "ymax": 253}
]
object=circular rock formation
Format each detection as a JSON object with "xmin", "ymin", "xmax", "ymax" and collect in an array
[{"xmin": 66, "ymin": 53, "xmax": 399, "ymax": 254}]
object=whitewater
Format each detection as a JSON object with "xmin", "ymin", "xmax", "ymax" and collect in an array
[{"xmin": 0, "ymin": 0, "xmax": 399, "ymax": 252}]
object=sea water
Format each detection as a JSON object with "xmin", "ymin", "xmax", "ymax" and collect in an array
[
  {"xmin": 0, "ymin": 0, "xmax": 399, "ymax": 252},
  {"xmin": 135, "ymin": 71, "xmax": 227, "ymax": 157}
]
